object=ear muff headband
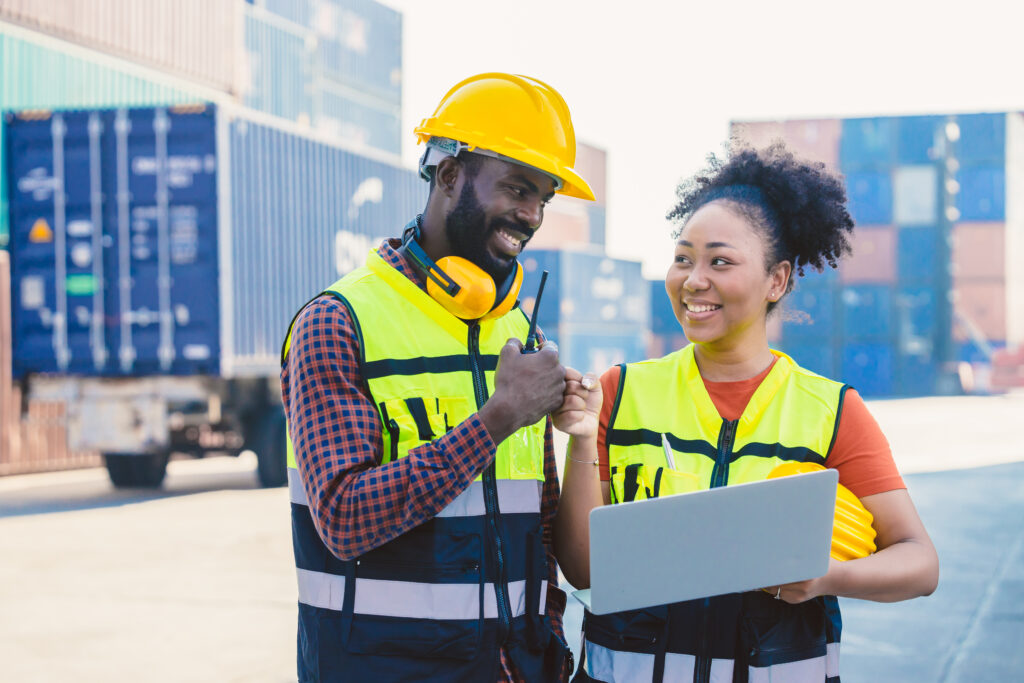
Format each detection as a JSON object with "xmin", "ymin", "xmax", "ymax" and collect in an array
[{"xmin": 400, "ymin": 217, "xmax": 523, "ymax": 321}]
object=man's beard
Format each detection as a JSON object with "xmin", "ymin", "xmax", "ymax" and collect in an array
[{"xmin": 445, "ymin": 180, "xmax": 533, "ymax": 283}]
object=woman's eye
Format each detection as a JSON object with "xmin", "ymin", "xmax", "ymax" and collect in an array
[
  {"xmin": 712, "ymin": 257, "xmax": 730, "ymax": 266},
  {"xmin": 674, "ymin": 255, "xmax": 691, "ymax": 264}
]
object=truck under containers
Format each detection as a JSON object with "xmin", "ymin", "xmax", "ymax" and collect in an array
[{"xmin": 4, "ymin": 104, "xmax": 425, "ymax": 487}]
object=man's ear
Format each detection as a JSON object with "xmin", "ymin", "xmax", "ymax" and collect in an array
[{"xmin": 435, "ymin": 157, "xmax": 462, "ymax": 197}]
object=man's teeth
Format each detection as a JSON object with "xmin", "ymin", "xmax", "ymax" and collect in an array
[
  {"xmin": 687, "ymin": 303, "xmax": 720, "ymax": 313},
  {"xmin": 498, "ymin": 228, "xmax": 521, "ymax": 245}
]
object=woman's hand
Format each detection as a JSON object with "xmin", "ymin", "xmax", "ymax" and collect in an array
[
  {"xmin": 552, "ymin": 367, "xmax": 602, "ymax": 438},
  {"xmin": 767, "ymin": 559, "xmax": 844, "ymax": 603}
]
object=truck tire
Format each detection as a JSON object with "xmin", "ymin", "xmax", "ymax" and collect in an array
[
  {"xmin": 104, "ymin": 452, "xmax": 170, "ymax": 489},
  {"xmin": 256, "ymin": 407, "xmax": 288, "ymax": 488}
]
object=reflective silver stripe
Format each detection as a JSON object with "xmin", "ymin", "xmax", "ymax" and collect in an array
[
  {"xmin": 585, "ymin": 642, "xmax": 736, "ymax": 683},
  {"xmin": 437, "ymin": 479, "xmax": 542, "ymax": 517},
  {"xmin": 585, "ymin": 640, "xmax": 654, "ymax": 682},
  {"xmin": 297, "ymin": 568, "xmax": 547, "ymax": 620},
  {"xmin": 287, "ymin": 467, "xmax": 308, "ymax": 506},
  {"xmin": 748, "ymin": 653, "xmax": 828, "ymax": 682},
  {"xmin": 826, "ymin": 642, "xmax": 840, "ymax": 677},
  {"xmin": 288, "ymin": 471, "xmax": 540, "ymax": 517}
]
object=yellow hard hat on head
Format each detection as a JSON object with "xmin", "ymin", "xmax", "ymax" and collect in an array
[{"xmin": 414, "ymin": 72, "xmax": 595, "ymax": 201}]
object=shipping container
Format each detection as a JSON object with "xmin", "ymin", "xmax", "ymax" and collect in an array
[
  {"xmin": 240, "ymin": 8, "xmax": 315, "ymax": 126},
  {"xmin": 575, "ymin": 142, "xmax": 608, "ymax": 207},
  {"xmin": 313, "ymin": 0, "xmax": 402, "ymax": 102},
  {"xmin": 5, "ymin": 103, "xmax": 424, "ymax": 485},
  {"xmin": 648, "ymin": 278, "xmax": 678, "ymax": 335},
  {"xmin": 781, "ymin": 119, "xmax": 842, "ymax": 169},
  {"xmin": 840, "ymin": 117, "xmax": 894, "ymax": 169},
  {"xmin": 896, "ymin": 226, "xmax": 943, "ymax": 284},
  {"xmin": 895, "ymin": 285, "xmax": 941, "ymax": 343},
  {"xmin": 841, "ymin": 284, "xmax": 893, "ymax": 341},
  {"xmin": 953, "ymin": 281, "xmax": 1006, "ymax": 341},
  {"xmin": 1006, "ymin": 112, "xmax": 1024, "ymax": 346},
  {"xmin": 0, "ymin": 249, "xmax": 11, "ymax": 458},
  {"xmin": 6, "ymin": 104, "xmax": 421, "ymax": 376},
  {"xmin": 781, "ymin": 286, "xmax": 836, "ymax": 341},
  {"xmin": 776, "ymin": 341, "xmax": 836, "ymax": 380},
  {"xmin": 0, "ymin": 27, "xmax": 214, "ymax": 247},
  {"xmin": 956, "ymin": 164, "xmax": 1005, "ymax": 221},
  {"xmin": 794, "ymin": 263, "xmax": 839, "ymax": 288},
  {"xmin": 0, "ymin": 0, "xmax": 238, "ymax": 92},
  {"xmin": 892, "ymin": 165, "xmax": 938, "ymax": 226},
  {"xmin": 841, "ymin": 342, "xmax": 894, "ymax": 397},
  {"xmin": 956, "ymin": 113, "xmax": 1006, "ymax": 165},
  {"xmin": 844, "ymin": 170, "xmax": 892, "ymax": 225},
  {"xmin": 840, "ymin": 225, "xmax": 896, "ymax": 284},
  {"xmin": 896, "ymin": 115, "xmax": 943, "ymax": 164},
  {"xmin": 895, "ymin": 353, "xmax": 938, "ymax": 397},
  {"xmin": 318, "ymin": 84, "xmax": 401, "ymax": 155},
  {"xmin": 952, "ymin": 222, "xmax": 1005, "ymax": 280},
  {"xmin": 548, "ymin": 323, "xmax": 648, "ymax": 377},
  {"xmin": 519, "ymin": 249, "xmax": 649, "ymax": 331}
]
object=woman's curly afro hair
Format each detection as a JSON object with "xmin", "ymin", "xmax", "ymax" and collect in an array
[{"xmin": 667, "ymin": 142, "xmax": 855, "ymax": 305}]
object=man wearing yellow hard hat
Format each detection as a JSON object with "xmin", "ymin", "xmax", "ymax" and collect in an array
[{"xmin": 281, "ymin": 73, "xmax": 595, "ymax": 682}]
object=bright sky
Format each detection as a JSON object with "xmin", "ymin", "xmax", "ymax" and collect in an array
[{"xmin": 379, "ymin": 0, "xmax": 1022, "ymax": 278}]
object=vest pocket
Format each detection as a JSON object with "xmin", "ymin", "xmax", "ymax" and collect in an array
[
  {"xmin": 610, "ymin": 464, "xmax": 701, "ymax": 502},
  {"xmin": 739, "ymin": 592, "xmax": 828, "ymax": 669},
  {"xmin": 378, "ymin": 396, "xmax": 470, "ymax": 463}
]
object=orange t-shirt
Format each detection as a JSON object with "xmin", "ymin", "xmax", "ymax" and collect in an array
[{"xmin": 596, "ymin": 359, "xmax": 905, "ymax": 499}]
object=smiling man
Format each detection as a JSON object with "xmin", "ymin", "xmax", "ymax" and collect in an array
[{"xmin": 281, "ymin": 73, "xmax": 595, "ymax": 683}]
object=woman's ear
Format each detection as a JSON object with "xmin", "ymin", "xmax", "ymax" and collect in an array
[{"xmin": 768, "ymin": 260, "xmax": 792, "ymax": 302}]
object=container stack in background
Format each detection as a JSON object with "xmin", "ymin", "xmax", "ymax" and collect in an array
[
  {"xmin": 730, "ymin": 112, "xmax": 1024, "ymax": 397},
  {"xmin": 528, "ymin": 143, "xmax": 608, "ymax": 249}
]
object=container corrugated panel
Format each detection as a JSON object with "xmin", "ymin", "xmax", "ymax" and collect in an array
[
  {"xmin": 892, "ymin": 165, "xmax": 938, "ymax": 226},
  {"xmin": 587, "ymin": 205, "xmax": 606, "ymax": 246},
  {"xmin": 896, "ymin": 115, "xmax": 943, "ymax": 164},
  {"xmin": 575, "ymin": 143, "xmax": 607, "ymax": 207},
  {"xmin": 956, "ymin": 164, "xmax": 1005, "ymax": 221},
  {"xmin": 0, "ymin": 0, "xmax": 238, "ymax": 92},
  {"xmin": 225, "ymin": 114, "xmax": 426, "ymax": 374},
  {"xmin": 841, "ymin": 285, "xmax": 894, "ymax": 341},
  {"xmin": 240, "ymin": 9, "xmax": 315, "ymax": 125},
  {"xmin": 896, "ymin": 226, "xmax": 942, "ymax": 284},
  {"xmin": 952, "ymin": 222, "xmax": 1005, "ymax": 280},
  {"xmin": 520, "ymin": 249, "xmax": 649, "ymax": 329},
  {"xmin": 895, "ymin": 285, "xmax": 941, "ymax": 341},
  {"xmin": 795, "ymin": 264, "xmax": 839, "ymax": 289},
  {"xmin": 895, "ymin": 354, "xmax": 937, "ymax": 397},
  {"xmin": 953, "ymin": 281, "xmax": 1006, "ymax": 341},
  {"xmin": 0, "ymin": 249, "xmax": 12, "ymax": 458},
  {"xmin": 776, "ymin": 341, "xmax": 836, "ymax": 380},
  {"xmin": 314, "ymin": 0, "xmax": 402, "ymax": 102},
  {"xmin": 317, "ymin": 86, "xmax": 401, "ymax": 156},
  {"xmin": 0, "ymin": 30, "xmax": 207, "ymax": 247},
  {"xmin": 781, "ymin": 286, "xmax": 836, "ymax": 342},
  {"xmin": 6, "ymin": 107, "xmax": 221, "ymax": 377},
  {"xmin": 526, "ymin": 203, "xmax": 589, "ymax": 250},
  {"xmin": 840, "ymin": 225, "xmax": 895, "ymax": 284},
  {"xmin": 956, "ymin": 113, "xmax": 1006, "ymax": 164},
  {"xmin": 551, "ymin": 323, "xmax": 647, "ymax": 376},
  {"xmin": 649, "ymin": 278, "xmax": 678, "ymax": 335},
  {"xmin": 840, "ymin": 117, "xmax": 894, "ymax": 169},
  {"xmin": 844, "ymin": 170, "xmax": 892, "ymax": 225},
  {"xmin": 841, "ymin": 342, "xmax": 894, "ymax": 397},
  {"xmin": 782, "ymin": 118, "xmax": 841, "ymax": 168}
]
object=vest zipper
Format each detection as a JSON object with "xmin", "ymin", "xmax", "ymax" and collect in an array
[
  {"xmin": 710, "ymin": 419, "xmax": 737, "ymax": 489},
  {"xmin": 694, "ymin": 419, "xmax": 738, "ymax": 682},
  {"xmin": 468, "ymin": 323, "xmax": 514, "ymax": 643}
]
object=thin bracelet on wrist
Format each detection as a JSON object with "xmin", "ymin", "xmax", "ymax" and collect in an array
[{"xmin": 568, "ymin": 456, "xmax": 599, "ymax": 466}]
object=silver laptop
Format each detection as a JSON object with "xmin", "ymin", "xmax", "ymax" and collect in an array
[{"xmin": 574, "ymin": 468, "xmax": 838, "ymax": 615}]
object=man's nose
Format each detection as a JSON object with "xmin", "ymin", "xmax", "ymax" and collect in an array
[{"xmin": 516, "ymin": 199, "xmax": 544, "ymax": 230}]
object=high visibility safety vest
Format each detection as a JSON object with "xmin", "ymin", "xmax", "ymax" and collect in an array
[
  {"xmin": 579, "ymin": 345, "xmax": 848, "ymax": 683},
  {"xmin": 283, "ymin": 250, "xmax": 560, "ymax": 682}
]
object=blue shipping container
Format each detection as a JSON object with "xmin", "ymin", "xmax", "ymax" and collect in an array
[
  {"xmin": 520, "ymin": 249, "xmax": 649, "ymax": 331},
  {"xmin": 956, "ymin": 165, "xmax": 1005, "ymax": 221},
  {"xmin": 6, "ymin": 105, "xmax": 426, "ymax": 378},
  {"xmin": 844, "ymin": 170, "xmax": 893, "ymax": 225},
  {"xmin": 895, "ymin": 354, "xmax": 937, "ymax": 397},
  {"xmin": 551, "ymin": 324, "xmax": 648, "ymax": 377},
  {"xmin": 840, "ymin": 117, "xmax": 895, "ymax": 169},
  {"xmin": 841, "ymin": 285, "xmax": 893, "ymax": 341},
  {"xmin": 895, "ymin": 116, "xmax": 943, "ymax": 164},
  {"xmin": 956, "ymin": 113, "xmax": 1005, "ymax": 164},
  {"xmin": 777, "ymin": 341, "xmax": 836, "ymax": 380},
  {"xmin": 781, "ymin": 287, "xmax": 836, "ymax": 342},
  {"xmin": 649, "ymin": 278, "xmax": 679, "ymax": 335},
  {"xmin": 842, "ymin": 342, "xmax": 894, "ymax": 397},
  {"xmin": 896, "ymin": 226, "xmax": 942, "ymax": 284}
]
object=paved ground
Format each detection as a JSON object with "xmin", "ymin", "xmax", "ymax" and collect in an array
[{"xmin": 2, "ymin": 393, "xmax": 1023, "ymax": 681}]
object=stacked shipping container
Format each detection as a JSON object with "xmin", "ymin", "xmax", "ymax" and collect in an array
[
  {"xmin": 732, "ymin": 112, "xmax": 1024, "ymax": 396},
  {"xmin": 528, "ymin": 142, "xmax": 609, "ymax": 249},
  {"xmin": 519, "ymin": 249, "xmax": 649, "ymax": 376}
]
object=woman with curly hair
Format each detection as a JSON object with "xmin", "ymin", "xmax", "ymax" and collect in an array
[{"xmin": 552, "ymin": 144, "xmax": 939, "ymax": 682}]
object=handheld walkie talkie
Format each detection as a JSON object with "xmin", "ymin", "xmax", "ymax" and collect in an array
[{"xmin": 522, "ymin": 270, "xmax": 548, "ymax": 354}]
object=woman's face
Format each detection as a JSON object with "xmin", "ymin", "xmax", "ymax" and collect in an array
[{"xmin": 665, "ymin": 201, "xmax": 789, "ymax": 351}]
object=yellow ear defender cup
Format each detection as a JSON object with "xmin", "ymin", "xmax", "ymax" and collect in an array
[
  {"xmin": 414, "ymin": 72, "xmax": 595, "ymax": 201},
  {"xmin": 767, "ymin": 461, "xmax": 878, "ymax": 561},
  {"xmin": 401, "ymin": 218, "xmax": 524, "ymax": 321}
]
